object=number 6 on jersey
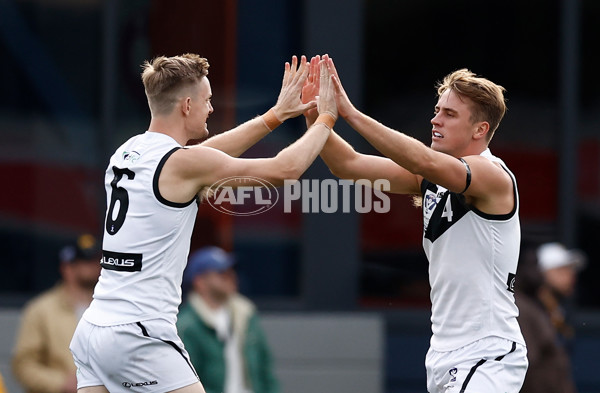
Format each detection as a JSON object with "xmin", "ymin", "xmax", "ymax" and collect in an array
[{"xmin": 106, "ymin": 166, "xmax": 135, "ymax": 235}]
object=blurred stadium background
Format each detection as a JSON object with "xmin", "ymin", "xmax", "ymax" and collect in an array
[{"xmin": 0, "ymin": 0, "xmax": 599, "ymax": 392}]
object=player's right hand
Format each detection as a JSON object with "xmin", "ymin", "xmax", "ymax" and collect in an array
[
  {"xmin": 317, "ymin": 54, "xmax": 338, "ymax": 122},
  {"xmin": 326, "ymin": 56, "xmax": 356, "ymax": 120}
]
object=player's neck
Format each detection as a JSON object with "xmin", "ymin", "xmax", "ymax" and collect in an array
[
  {"xmin": 457, "ymin": 142, "xmax": 489, "ymax": 158},
  {"xmin": 147, "ymin": 116, "xmax": 188, "ymax": 146}
]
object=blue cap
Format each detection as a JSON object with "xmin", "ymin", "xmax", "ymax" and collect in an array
[{"xmin": 183, "ymin": 246, "xmax": 235, "ymax": 286}]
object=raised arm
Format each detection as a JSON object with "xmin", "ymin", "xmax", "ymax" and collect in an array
[
  {"xmin": 199, "ymin": 55, "xmax": 316, "ymax": 157},
  {"xmin": 326, "ymin": 57, "xmax": 513, "ymax": 213},
  {"xmin": 302, "ymin": 55, "xmax": 420, "ymax": 195},
  {"xmin": 158, "ymin": 58, "xmax": 338, "ymax": 203},
  {"xmin": 320, "ymin": 130, "xmax": 421, "ymax": 194}
]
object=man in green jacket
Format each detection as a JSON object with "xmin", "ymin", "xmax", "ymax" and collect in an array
[{"xmin": 177, "ymin": 246, "xmax": 279, "ymax": 393}]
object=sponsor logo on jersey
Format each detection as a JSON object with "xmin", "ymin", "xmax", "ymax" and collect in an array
[
  {"xmin": 122, "ymin": 380, "xmax": 158, "ymax": 388},
  {"xmin": 101, "ymin": 250, "xmax": 143, "ymax": 272}
]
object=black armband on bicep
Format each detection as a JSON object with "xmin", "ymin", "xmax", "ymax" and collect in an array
[{"xmin": 459, "ymin": 158, "xmax": 472, "ymax": 194}]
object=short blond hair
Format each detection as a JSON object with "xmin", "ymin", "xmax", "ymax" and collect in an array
[
  {"xmin": 141, "ymin": 53, "xmax": 210, "ymax": 116},
  {"xmin": 437, "ymin": 69, "xmax": 506, "ymax": 141}
]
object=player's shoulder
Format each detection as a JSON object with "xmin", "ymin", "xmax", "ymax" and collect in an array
[
  {"xmin": 170, "ymin": 144, "xmax": 229, "ymax": 169},
  {"xmin": 462, "ymin": 150, "xmax": 511, "ymax": 178},
  {"xmin": 180, "ymin": 144, "xmax": 223, "ymax": 155}
]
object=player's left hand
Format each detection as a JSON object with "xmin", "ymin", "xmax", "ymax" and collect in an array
[{"xmin": 272, "ymin": 55, "xmax": 317, "ymax": 122}]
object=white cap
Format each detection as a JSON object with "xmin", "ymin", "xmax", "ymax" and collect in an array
[{"xmin": 536, "ymin": 242, "xmax": 587, "ymax": 272}]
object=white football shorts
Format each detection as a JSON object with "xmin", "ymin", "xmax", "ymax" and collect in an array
[
  {"xmin": 70, "ymin": 318, "xmax": 200, "ymax": 392},
  {"xmin": 425, "ymin": 336, "xmax": 528, "ymax": 393}
]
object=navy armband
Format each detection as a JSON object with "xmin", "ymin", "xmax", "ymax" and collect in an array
[{"xmin": 459, "ymin": 158, "xmax": 471, "ymax": 194}]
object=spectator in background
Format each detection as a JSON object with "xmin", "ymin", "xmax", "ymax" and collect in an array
[
  {"xmin": 177, "ymin": 246, "xmax": 279, "ymax": 393},
  {"xmin": 515, "ymin": 242, "xmax": 581, "ymax": 393},
  {"xmin": 537, "ymin": 242, "xmax": 586, "ymax": 353},
  {"xmin": 12, "ymin": 234, "xmax": 101, "ymax": 393}
]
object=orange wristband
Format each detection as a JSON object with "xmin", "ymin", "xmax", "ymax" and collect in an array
[
  {"xmin": 261, "ymin": 108, "xmax": 282, "ymax": 131},
  {"xmin": 315, "ymin": 112, "xmax": 336, "ymax": 129}
]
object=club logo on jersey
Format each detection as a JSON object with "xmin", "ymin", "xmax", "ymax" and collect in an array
[
  {"xmin": 506, "ymin": 273, "xmax": 516, "ymax": 293},
  {"xmin": 425, "ymin": 192, "xmax": 438, "ymax": 212},
  {"xmin": 101, "ymin": 250, "xmax": 143, "ymax": 272},
  {"xmin": 422, "ymin": 182, "xmax": 469, "ymax": 242},
  {"xmin": 423, "ymin": 189, "xmax": 441, "ymax": 233},
  {"xmin": 448, "ymin": 367, "xmax": 458, "ymax": 382},
  {"xmin": 122, "ymin": 150, "xmax": 141, "ymax": 163}
]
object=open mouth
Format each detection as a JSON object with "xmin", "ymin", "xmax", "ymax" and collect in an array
[{"xmin": 432, "ymin": 131, "xmax": 443, "ymax": 138}]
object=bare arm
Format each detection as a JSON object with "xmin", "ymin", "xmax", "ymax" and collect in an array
[
  {"xmin": 302, "ymin": 55, "xmax": 420, "ymax": 195},
  {"xmin": 200, "ymin": 55, "xmax": 316, "ymax": 157},
  {"xmin": 160, "ymin": 57, "xmax": 338, "ymax": 203},
  {"xmin": 320, "ymin": 130, "xmax": 421, "ymax": 194},
  {"xmin": 326, "ymin": 57, "xmax": 513, "ymax": 213},
  {"xmin": 339, "ymin": 94, "xmax": 513, "ymax": 210},
  {"xmin": 198, "ymin": 116, "xmax": 271, "ymax": 158},
  {"xmin": 164, "ymin": 121, "xmax": 331, "ymax": 199}
]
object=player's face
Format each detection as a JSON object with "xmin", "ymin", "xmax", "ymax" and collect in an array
[
  {"xmin": 188, "ymin": 77, "xmax": 213, "ymax": 139},
  {"xmin": 430, "ymin": 89, "xmax": 480, "ymax": 157}
]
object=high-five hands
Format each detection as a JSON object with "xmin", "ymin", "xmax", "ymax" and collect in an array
[
  {"xmin": 271, "ymin": 55, "xmax": 317, "ymax": 123},
  {"xmin": 302, "ymin": 54, "xmax": 350, "ymax": 128},
  {"xmin": 322, "ymin": 56, "xmax": 356, "ymax": 120},
  {"xmin": 316, "ymin": 54, "xmax": 338, "ymax": 124},
  {"xmin": 302, "ymin": 55, "xmax": 321, "ymax": 125}
]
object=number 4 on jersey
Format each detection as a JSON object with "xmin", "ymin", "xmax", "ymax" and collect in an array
[
  {"xmin": 441, "ymin": 197, "xmax": 453, "ymax": 222},
  {"xmin": 106, "ymin": 166, "xmax": 135, "ymax": 235}
]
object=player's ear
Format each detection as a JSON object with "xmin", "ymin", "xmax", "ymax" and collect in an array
[
  {"xmin": 181, "ymin": 97, "xmax": 192, "ymax": 116},
  {"xmin": 473, "ymin": 121, "xmax": 490, "ymax": 140}
]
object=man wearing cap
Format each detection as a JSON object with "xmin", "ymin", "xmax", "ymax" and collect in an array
[
  {"xmin": 536, "ymin": 242, "xmax": 586, "ymax": 350},
  {"xmin": 12, "ymin": 234, "xmax": 101, "ymax": 393},
  {"xmin": 515, "ymin": 242, "xmax": 579, "ymax": 393},
  {"xmin": 177, "ymin": 246, "xmax": 279, "ymax": 393}
]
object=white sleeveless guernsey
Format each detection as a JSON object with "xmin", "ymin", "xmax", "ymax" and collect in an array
[
  {"xmin": 83, "ymin": 131, "xmax": 198, "ymax": 326},
  {"xmin": 421, "ymin": 149, "xmax": 525, "ymax": 351}
]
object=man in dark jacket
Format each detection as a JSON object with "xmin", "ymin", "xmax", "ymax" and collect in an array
[
  {"xmin": 177, "ymin": 246, "xmax": 279, "ymax": 393},
  {"xmin": 515, "ymin": 243, "xmax": 578, "ymax": 393}
]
